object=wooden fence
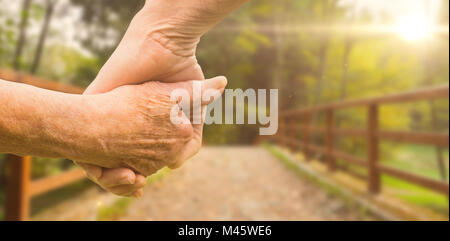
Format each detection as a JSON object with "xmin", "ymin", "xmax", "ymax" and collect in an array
[
  {"xmin": 273, "ymin": 84, "xmax": 449, "ymax": 196},
  {"xmin": 1, "ymin": 69, "xmax": 86, "ymax": 221}
]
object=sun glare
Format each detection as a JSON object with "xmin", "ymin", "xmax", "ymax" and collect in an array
[{"xmin": 395, "ymin": 14, "xmax": 434, "ymax": 41}]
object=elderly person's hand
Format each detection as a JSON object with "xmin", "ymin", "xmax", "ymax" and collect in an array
[
  {"xmin": 76, "ymin": 76, "xmax": 226, "ymax": 197},
  {"xmin": 79, "ymin": 0, "xmax": 247, "ymax": 196},
  {"xmin": 0, "ymin": 76, "xmax": 225, "ymax": 197}
]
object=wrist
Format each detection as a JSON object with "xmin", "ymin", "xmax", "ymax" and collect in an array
[
  {"xmin": 54, "ymin": 94, "xmax": 110, "ymax": 164},
  {"xmin": 30, "ymin": 92, "xmax": 96, "ymax": 160}
]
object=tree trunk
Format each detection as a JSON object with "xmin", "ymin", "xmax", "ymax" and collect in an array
[
  {"xmin": 30, "ymin": 0, "xmax": 56, "ymax": 74},
  {"xmin": 13, "ymin": 0, "xmax": 32, "ymax": 70},
  {"xmin": 312, "ymin": 38, "xmax": 329, "ymax": 106}
]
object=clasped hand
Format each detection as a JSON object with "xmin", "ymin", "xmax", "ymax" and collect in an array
[{"xmin": 74, "ymin": 0, "xmax": 246, "ymax": 197}]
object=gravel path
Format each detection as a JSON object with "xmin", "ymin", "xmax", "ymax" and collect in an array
[{"xmin": 121, "ymin": 146, "xmax": 362, "ymax": 221}]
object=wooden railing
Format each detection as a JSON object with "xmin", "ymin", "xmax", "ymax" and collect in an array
[
  {"xmin": 273, "ymin": 85, "xmax": 449, "ymax": 196},
  {"xmin": 1, "ymin": 69, "xmax": 86, "ymax": 221}
]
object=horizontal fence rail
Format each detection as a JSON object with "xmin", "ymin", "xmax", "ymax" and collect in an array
[
  {"xmin": 0, "ymin": 69, "xmax": 84, "ymax": 94},
  {"xmin": 281, "ymin": 85, "xmax": 449, "ymax": 117},
  {"xmin": 273, "ymin": 85, "xmax": 449, "ymax": 196},
  {"xmin": 1, "ymin": 69, "xmax": 86, "ymax": 221}
]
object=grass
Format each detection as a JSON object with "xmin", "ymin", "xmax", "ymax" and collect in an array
[
  {"xmin": 339, "ymin": 144, "xmax": 449, "ymax": 214},
  {"xmin": 382, "ymin": 143, "xmax": 449, "ymax": 181},
  {"xmin": 264, "ymin": 143, "xmax": 341, "ymax": 195},
  {"xmin": 262, "ymin": 142, "xmax": 378, "ymax": 220},
  {"xmin": 97, "ymin": 197, "xmax": 133, "ymax": 221},
  {"xmin": 265, "ymin": 141, "xmax": 449, "ymax": 216},
  {"xmin": 381, "ymin": 143, "xmax": 449, "ymax": 214},
  {"xmin": 96, "ymin": 167, "xmax": 171, "ymax": 221},
  {"xmin": 382, "ymin": 175, "xmax": 448, "ymax": 213}
]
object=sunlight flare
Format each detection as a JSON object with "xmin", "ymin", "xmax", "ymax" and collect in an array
[{"xmin": 395, "ymin": 14, "xmax": 435, "ymax": 41}]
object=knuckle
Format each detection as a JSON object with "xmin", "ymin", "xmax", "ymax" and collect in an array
[{"xmin": 176, "ymin": 123, "xmax": 194, "ymax": 139}]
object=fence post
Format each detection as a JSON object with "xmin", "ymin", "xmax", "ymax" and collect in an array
[
  {"xmin": 303, "ymin": 112, "xmax": 311, "ymax": 161},
  {"xmin": 5, "ymin": 155, "xmax": 31, "ymax": 221},
  {"xmin": 326, "ymin": 109, "xmax": 336, "ymax": 171},
  {"xmin": 367, "ymin": 105, "xmax": 381, "ymax": 194}
]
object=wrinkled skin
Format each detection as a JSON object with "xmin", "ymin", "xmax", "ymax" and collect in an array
[
  {"xmin": 84, "ymin": 0, "xmax": 247, "ymax": 93},
  {"xmin": 77, "ymin": 77, "xmax": 226, "ymax": 197},
  {"xmin": 79, "ymin": 0, "xmax": 248, "ymax": 196}
]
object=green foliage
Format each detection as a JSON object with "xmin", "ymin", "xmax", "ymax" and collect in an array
[
  {"xmin": 382, "ymin": 175, "xmax": 449, "ymax": 214},
  {"xmin": 146, "ymin": 167, "xmax": 171, "ymax": 184},
  {"xmin": 97, "ymin": 197, "xmax": 132, "ymax": 221},
  {"xmin": 36, "ymin": 45, "xmax": 102, "ymax": 88},
  {"xmin": 32, "ymin": 157, "xmax": 76, "ymax": 179},
  {"xmin": 31, "ymin": 179, "xmax": 94, "ymax": 216}
]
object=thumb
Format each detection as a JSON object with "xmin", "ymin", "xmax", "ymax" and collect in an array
[
  {"xmin": 170, "ymin": 76, "xmax": 227, "ymax": 106},
  {"xmin": 201, "ymin": 76, "xmax": 228, "ymax": 105}
]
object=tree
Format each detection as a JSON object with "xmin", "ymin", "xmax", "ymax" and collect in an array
[
  {"xmin": 12, "ymin": 0, "xmax": 32, "ymax": 70},
  {"xmin": 30, "ymin": 0, "xmax": 56, "ymax": 74},
  {"xmin": 69, "ymin": 0, "xmax": 145, "ymax": 63}
]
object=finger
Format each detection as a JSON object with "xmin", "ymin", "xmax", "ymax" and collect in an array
[
  {"xmin": 172, "ymin": 76, "xmax": 227, "ymax": 105},
  {"xmin": 169, "ymin": 104, "xmax": 207, "ymax": 170},
  {"xmin": 168, "ymin": 134, "xmax": 202, "ymax": 169},
  {"xmin": 98, "ymin": 168, "xmax": 137, "ymax": 188},
  {"xmin": 167, "ymin": 78, "xmax": 227, "ymax": 170},
  {"xmin": 134, "ymin": 174, "xmax": 147, "ymax": 187},
  {"xmin": 132, "ymin": 189, "xmax": 144, "ymax": 198},
  {"xmin": 75, "ymin": 162, "xmax": 103, "ymax": 180},
  {"xmin": 199, "ymin": 76, "xmax": 227, "ymax": 105},
  {"xmin": 109, "ymin": 176, "xmax": 146, "ymax": 196}
]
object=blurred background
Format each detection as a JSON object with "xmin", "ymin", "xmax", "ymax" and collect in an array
[{"xmin": 0, "ymin": 0, "xmax": 448, "ymax": 221}]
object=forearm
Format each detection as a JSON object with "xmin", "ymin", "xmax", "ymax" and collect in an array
[
  {"xmin": 139, "ymin": 0, "xmax": 249, "ymax": 54},
  {"xmin": 143, "ymin": 0, "xmax": 249, "ymax": 36},
  {"xmin": 84, "ymin": 0, "xmax": 247, "ymax": 94},
  {"xmin": 144, "ymin": 0, "xmax": 248, "ymax": 32},
  {"xmin": 0, "ymin": 79, "xmax": 93, "ymax": 158}
]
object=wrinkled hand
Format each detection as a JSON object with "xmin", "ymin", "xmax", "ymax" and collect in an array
[
  {"xmin": 79, "ymin": 0, "xmax": 246, "ymax": 196},
  {"xmin": 84, "ymin": 0, "xmax": 248, "ymax": 93},
  {"xmin": 75, "ymin": 77, "xmax": 226, "ymax": 197},
  {"xmin": 79, "ymin": 5, "xmax": 205, "ymax": 196}
]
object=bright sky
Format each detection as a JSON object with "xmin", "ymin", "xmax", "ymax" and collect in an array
[{"xmin": 341, "ymin": 0, "xmax": 442, "ymax": 22}]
